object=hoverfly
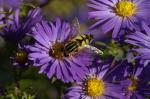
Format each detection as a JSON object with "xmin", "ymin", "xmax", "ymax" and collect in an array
[{"xmin": 63, "ymin": 18, "xmax": 103, "ymax": 57}]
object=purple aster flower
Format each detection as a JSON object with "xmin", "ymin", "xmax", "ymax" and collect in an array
[
  {"xmin": 105, "ymin": 60, "xmax": 129, "ymax": 82},
  {"xmin": 63, "ymin": 65, "xmax": 126, "ymax": 99},
  {"xmin": 126, "ymin": 22, "xmax": 150, "ymax": 66},
  {"xmin": 0, "ymin": 8, "xmax": 18, "ymax": 28},
  {"xmin": 22, "ymin": 8, "xmax": 42, "ymax": 34},
  {"xmin": 28, "ymin": 18, "xmax": 95, "ymax": 83},
  {"xmin": 10, "ymin": 44, "xmax": 29, "ymax": 67},
  {"xmin": 88, "ymin": 0, "xmax": 150, "ymax": 39},
  {"xmin": 0, "ymin": 7, "xmax": 42, "ymax": 42},
  {"xmin": 120, "ymin": 66, "xmax": 150, "ymax": 98}
]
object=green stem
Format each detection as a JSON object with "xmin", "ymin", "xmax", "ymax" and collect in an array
[
  {"xmin": 12, "ymin": 67, "xmax": 20, "ymax": 89},
  {"xmin": 110, "ymin": 58, "xmax": 116, "ymax": 68},
  {"xmin": 93, "ymin": 42, "xmax": 110, "ymax": 48}
]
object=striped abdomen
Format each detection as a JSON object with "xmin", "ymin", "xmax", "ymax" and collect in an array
[{"xmin": 64, "ymin": 34, "xmax": 93, "ymax": 56}]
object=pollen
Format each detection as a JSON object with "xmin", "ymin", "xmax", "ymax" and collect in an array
[
  {"xmin": 128, "ymin": 77, "xmax": 138, "ymax": 91},
  {"xmin": 115, "ymin": 1, "xmax": 137, "ymax": 17},
  {"xmin": 49, "ymin": 42, "xmax": 64, "ymax": 59},
  {"xmin": 84, "ymin": 77, "xmax": 105, "ymax": 97},
  {"xmin": 16, "ymin": 50, "xmax": 28, "ymax": 64}
]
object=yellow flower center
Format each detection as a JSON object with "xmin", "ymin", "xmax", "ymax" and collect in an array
[
  {"xmin": 84, "ymin": 77, "xmax": 105, "ymax": 97},
  {"xmin": 49, "ymin": 42, "xmax": 64, "ymax": 59},
  {"xmin": 115, "ymin": 0, "xmax": 136, "ymax": 17},
  {"xmin": 128, "ymin": 77, "xmax": 138, "ymax": 91},
  {"xmin": 16, "ymin": 50, "xmax": 28, "ymax": 63}
]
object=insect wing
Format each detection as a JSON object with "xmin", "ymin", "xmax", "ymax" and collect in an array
[
  {"xmin": 84, "ymin": 45, "xmax": 103, "ymax": 55},
  {"xmin": 71, "ymin": 18, "xmax": 82, "ymax": 38}
]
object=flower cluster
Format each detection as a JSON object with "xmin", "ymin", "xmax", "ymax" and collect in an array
[
  {"xmin": 0, "ymin": 0, "xmax": 150, "ymax": 99},
  {"xmin": 88, "ymin": 0, "xmax": 150, "ymax": 39}
]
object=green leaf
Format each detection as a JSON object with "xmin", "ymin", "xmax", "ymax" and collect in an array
[
  {"xmin": 93, "ymin": 40, "xmax": 130, "ymax": 61},
  {"xmin": 20, "ymin": 3, "xmax": 36, "ymax": 18}
]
